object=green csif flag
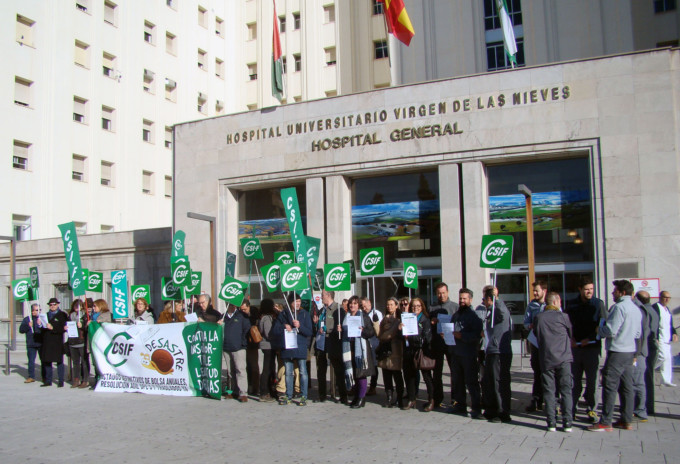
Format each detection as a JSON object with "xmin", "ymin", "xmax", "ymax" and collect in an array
[
  {"xmin": 280, "ymin": 187, "xmax": 307, "ymax": 265},
  {"xmin": 58, "ymin": 222, "xmax": 87, "ymax": 296},
  {"xmin": 172, "ymin": 230, "xmax": 186, "ymax": 258}
]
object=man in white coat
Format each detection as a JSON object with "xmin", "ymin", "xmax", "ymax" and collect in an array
[{"xmin": 653, "ymin": 291, "xmax": 678, "ymax": 387}]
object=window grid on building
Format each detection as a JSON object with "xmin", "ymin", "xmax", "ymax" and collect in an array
[
  {"xmin": 102, "ymin": 105, "xmax": 115, "ymax": 131},
  {"xmin": 16, "ymin": 14, "xmax": 35, "ymax": 47},
  {"xmin": 325, "ymin": 47, "xmax": 336, "ymax": 65},
  {"xmin": 198, "ymin": 5, "xmax": 208, "ymax": 28},
  {"xmin": 102, "ymin": 52, "xmax": 116, "ymax": 77},
  {"xmin": 197, "ymin": 92, "xmax": 207, "ymax": 114},
  {"xmin": 73, "ymin": 96, "xmax": 88, "ymax": 124},
  {"xmin": 293, "ymin": 54, "xmax": 301, "ymax": 72},
  {"xmin": 13, "ymin": 140, "xmax": 30, "ymax": 170},
  {"xmin": 12, "ymin": 215, "xmax": 31, "ymax": 241},
  {"xmin": 324, "ymin": 5, "xmax": 335, "ymax": 23},
  {"xmin": 293, "ymin": 12, "xmax": 301, "ymax": 30},
  {"xmin": 104, "ymin": 0, "xmax": 117, "ymax": 26},
  {"xmin": 165, "ymin": 127, "xmax": 172, "ymax": 148},
  {"xmin": 215, "ymin": 58, "xmax": 224, "ymax": 78},
  {"xmin": 247, "ymin": 22, "xmax": 257, "ymax": 40},
  {"xmin": 14, "ymin": 77, "xmax": 32, "ymax": 107},
  {"xmin": 166, "ymin": 31, "xmax": 177, "ymax": 55},
  {"xmin": 372, "ymin": 0, "xmax": 384, "ymax": 15},
  {"xmin": 74, "ymin": 40, "xmax": 90, "ymax": 68},
  {"xmin": 654, "ymin": 0, "xmax": 677, "ymax": 13},
  {"xmin": 165, "ymin": 176, "xmax": 172, "ymax": 198},
  {"xmin": 143, "ymin": 68, "xmax": 155, "ymax": 93},
  {"xmin": 374, "ymin": 40, "xmax": 388, "ymax": 59},
  {"xmin": 216, "ymin": 16, "xmax": 224, "ymax": 36},
  {"xmin": 198, "ymin": 49, "xmax": 207, "ymax": 70},
  {"xmin": 165, "ymin": 78, "xmax": 177, "ymax": 102},
  {"xmin": 484, "ymin": 0, "xmax": 523, "ymax": 30},
  {"xmin": 486, "ymin": 38, "xmax": 525, "ymax": 71},
  {"xmin": 143, "ymin": 119, "xmax": 154, "ymax": 143},
  {"xmin": 144, "ymin": 21, "xmax": 155, "ymax": 44},
  {"xmin": 76, "ymin": 1, "xmax": 90, "ymax": 14},
  {"xmin": 142, "ymin": 170, "xmax": 154, "ymax": 194},
  {"xmin": 248, "ymin": 63, "xmax": 258, "ymax": 80},
  {"xmin": 101, "ymin": 161, "xmax": 113, "ymax": 186},
  {"xmin": 72, "ymin": 154, "xmax": 87, "ymax": 182}
]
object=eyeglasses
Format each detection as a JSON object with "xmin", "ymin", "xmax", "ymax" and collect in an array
[{"xmin": 49, "ymin": 303, "xmax": 58, "ymax": 306}]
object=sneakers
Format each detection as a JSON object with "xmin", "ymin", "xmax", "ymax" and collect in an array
[
  {"xmin": 24, "ymin": 378, "xmax": 35, "ymax": 384},
  {"xmin": 563, "ymin": 427, "xmax": 572, "ymax": 433},
  {"xmin": 587, "ymin": 410, "xmax": 599, "ymax": 423},
  {"xmin": 662, "ymin": 382, "xmax": 677, "ymax": 387},
  {"xmin": 632, "ymin": 414, "xmax": 648, "ymax": 423},
  {"xmin": 547, "ymin": 425, "xmax": 557, "ymax": 432},
  {"xmin": 612, "ymin": 420, "xmax": 633, "ymax": 430},
  {"xmin": 587, "ymin": 423, "xmax": 614, "ymax": 432},
  {"xmin": 279, "ymin": 396, "xmax": 291, "ymax": 405},
  {"xmin": 298, "ymin": 396, "xmax": 307, "ymax": 406},
  {"xmin": 259, "ymin": 394, "xmax": 275, "ymax": 402}
]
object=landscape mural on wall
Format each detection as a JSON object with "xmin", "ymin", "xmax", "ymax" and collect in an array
[{"xmin": 352, "ymin": 199, "xmax": 440, "ymax": 241}]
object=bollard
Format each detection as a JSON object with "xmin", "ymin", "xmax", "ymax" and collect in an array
[{"xmin": 4, "ymin": 344, "xmax": 10, "ymax": 376}]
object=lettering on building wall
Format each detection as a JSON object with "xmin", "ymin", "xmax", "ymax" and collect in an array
[{"xmin": 224, "ymin": 85, "xmax": 571, "ymax": 150}]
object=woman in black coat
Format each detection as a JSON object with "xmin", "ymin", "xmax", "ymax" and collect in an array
[
  {"xmin": 401, "ymin": 297, "xmax": 434, "ymax": 411},
  {"xmin": 338, "ymin": 295, "xmax": 375, "ymax": 409}
]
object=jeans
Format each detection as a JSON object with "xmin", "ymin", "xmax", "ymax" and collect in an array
[
  {"xmin": 629, "ymin": 356, "xmax": 647, "ymax": 418},
  {"xmin": 432, "ymin": 349, "xmax": 454, "ymax": 404},
  {"xmin": 43, "ymin": 361, "xmax": 64, "ymax": 385},
  {"xmin": 571, "ymin": 347, "xmax": 600, "ymax": 411},
  {"xmin": 285, "ymin": 358, "xmax": 308, "ymax": 399},
  {"xmin": 483, "ymin": 352, "xmax": 512, "ymax": 417},
  {"xmin": 529, "ymin": 345, "xmax": 543, "ymax": 404},
  {"xmin": 26, "ymin": 346, "xmax": 40, "ymax": 380},
  {"xmin": 452, "ymin": 353, "xmax": 481, "ymax": 411},
  {"xmin": 542, "ymin": 362, "xmax": 573, "ymax": 427},
  {"xmin": 601, "ymin": 351, "xmax": 635, "ymax": 425},
  {"xmin": 259, "ymin": 349, "xmax": 276, "ymax": 396},
  {"xmin": 69, "ymin": 345, "xmax": 89, "ymax": 382}
]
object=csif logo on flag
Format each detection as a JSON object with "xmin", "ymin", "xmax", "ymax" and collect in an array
[
  {"xmin": 403, "ymin": 262, "xmax": 418, "ymax": 289},
  {"xmin": 280, "ymin": 263, "xmax": 308, "ymax": 291},
  {"xmin": 240, "ymin": 238, "xmax": 263, "ymax": 260},
  {"xmin": 12, "ymin": 278, "xmax": 30, "ymax": 300},
  {"xmin": 131, "ymin": 285, "xmax": 150, "ymax": 301},
  {"xmin": 261, "ymin": 262, "xmax": 281, "ymax": 292},
  {"xmin": 161, "ymin": 277, "xmax": 181, "ymax": 300},
  {"xmin": 29, "ymin": 267, "xmax": 39, "ymax": 288},
  {"xmin": 359, "ymin": 247, "xmax": 385, "ymax": 276},
  {"xmin": 324, "ymin": 264, "xmax": 351, "ymax": 291},
  {"xmin": 218, "ymin": 276, "xmax": 247, "ymax": 306},
  {"xmin": 112, "ymin": 271, "xmax": 125, "ymax": 285},
  {"xmin": 88, "ymin": 272, "xmax": 103, "ymax": 292},
  {"xmin": 479, "ymin": 235, "xmax": 514, "ymax": 270},
  {"xmin": 274, "ymin": 251, "xmax": 294, "ymax": 265},
  {"xmin": 171, "ymin": 261, "xmax": 191, "ymax": 286}
]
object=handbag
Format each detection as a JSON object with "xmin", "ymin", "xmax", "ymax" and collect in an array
[
  {"xmin": 249, "ymin": 325, "xmax": 263, "ymax": 344},
  {"xmin": 415, "ymin": 348, "xmax": 435, "ymax": 370},
  {"xmin": 371, "ymin": 311, "xmax": 381, "ymax": 337},
  {"xmin": 375, "ymin": 341, "xmax": 392, "ymax": 361}
]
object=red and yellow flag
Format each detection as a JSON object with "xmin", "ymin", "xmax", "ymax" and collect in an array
[{"xmin": 380, "ymin": 0, "xmax": 415, "ymax": 46}]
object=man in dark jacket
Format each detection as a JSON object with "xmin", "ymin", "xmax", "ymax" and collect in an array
[
  {"xmin": 196, "ymin": 294, "xmax": 223, "ymax": 323},
  {"xmin": 534, "ymin": 292, "xmax": 573, "ymax": 432},
  {"xmin": 481, "ymin": 287, "xmax": 513, "ymax": 423},
  {"xmin": 565, "ymin": 277, "xmax": 606, "ymax": 422},
  {"xmin": 222, "ymin": 301, "xmax": 251, "ymax": 402},
  {"xmin": 40, "ymin": 298, "xmax": 68, "ymax": 387},
  {"xmin": 19, "ymin": 303, "xmax": 43, "ymax": 383},
  {"xmin": 630, "ymin": 291, "xmax": 652, "ymax": 421},
  {"xmin": 276, "ymin": 293, "xmax": 312, "ymax": 406},
  {"xmin": 451, "ymin": 288, "xmax": 483, "ymax": 418},
  {"xmin": 313, "ymin": 290, "xmax": 338, "ymax": 402},
  {"xmin": 429, "ymin": 282, "xmax": 459, "ymax": 408}
]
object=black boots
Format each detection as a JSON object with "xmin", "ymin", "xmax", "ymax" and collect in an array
[
  {"xmin": 350, "ymin": 397, "xmax": 366, "ymax": 409},
  {"xmin": 385, "ymin": 390, "xmax": 394, "ymax": 408}
]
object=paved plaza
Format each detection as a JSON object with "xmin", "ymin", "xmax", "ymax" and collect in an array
[{"xmin": 1, "ymin": 346, "xmax": 678, "ymax": 464}]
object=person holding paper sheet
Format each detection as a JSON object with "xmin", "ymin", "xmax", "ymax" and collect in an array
[
  {"xmin": 257, "ymin": 299, "xmax": 277, "ymax": 402},
  {"xmin": 429, "ymin": 282, "xmax": 459, "ymax": 409},
  {"xmin": 134, "ymin": 298, "xmax": 155, "ymax": 325},
  {"xmin": 19, "ymin": 303, "xmax": 43, "ymax": 383},
  {"xmin": 222, "ymin": 300, "xmax": 252, "ymax": 403},
  {"xmin": 40, "ymin": 297, "xmax": 68, "ymax": 387},
  {"xmin": 401, "ymin": 297, "xmax": 434, "ymax": 411},
  {"xmin": 313, "ymin": 290, "xmax": 339, "ymax": 402},
  {"xmin": 534, "ymin": 292, "xmax": 574, "ymax": 432},
  {"xmin": 361, "ymin": 296, "xmax": 383, "ymax": 396},
  {"xmin": 565, "ymin": 277, "xmax": 606, "ymax": 423},
  {"xmin": 338, "ymin": 296, "xmax": 375, "ymax": 409},
  {"xmin": 377, "ymin": 297, "xmax": 404, "ymax": 408},
  {"xmin": 67, "ymin": 299, "xmax": 90, "ymax": 388},
  {"xmin": 450, "ymin": 289, "xmax": 484, "ymax": 418},
  {"xmin": 481, "ymin": 287, "xmax": 513, "ymax": 423},
  {"xmin": 523, "ymin": 280, "xmax": 548, "ymax": 412},
  {"xmin": 328, "ymin": 300, "xmax": 349, "ymax": 405},
  {"xmin": 277, "ymin": 294, "xmax": 312, "ymax": 406}
]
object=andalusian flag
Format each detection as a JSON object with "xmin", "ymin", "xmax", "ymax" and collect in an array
[
  {"xmin": 496, "ymin": 0, "xmax": 518, "ymax": 67},
  {"xmin": 381, "ymin": 0, "xmax": 415, "ymax": 46},
  {"xmin": 272, "ymin": 1, "xmax": 285, "ymax": 102}
]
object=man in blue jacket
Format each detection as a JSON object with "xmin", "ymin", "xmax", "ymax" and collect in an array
[
  {"xmin": 275, "ymin": 293, "xmax": 312, "ymax": 406},
  {"xmin": 524, "ymin": 280, "xmax": 547, "ymax": 412},
  {"xmin": 19, "ymin": 304, "xmax": 43, "ymax": 383},
  {"xmin": 222, "ymin": 301, "xmax": 251, "ymax": 402}
]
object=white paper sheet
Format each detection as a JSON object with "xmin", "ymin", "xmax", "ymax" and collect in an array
[
  {"xmin": 437, "ymin": 314, "xmax": 452, "ymax": 333},
  {"xmin": 345, "ymin": 315, "xmax": 362, "ymax": 338},
  {"xmin": 528, "ymin": 330, "xmax": 538, "ymax": 348},
  {"xmin": 38, "ymin": 314, "xmax": 48, "ymax": 327},
  {"xmin": 315, "ymin": 333, "xmax": 325, "ymax": 351},
  {"xmin": 66, "ymin": 321, "xmax": 79, "ymax": 338},
  {"xmin": 441, "ymin": 322, "xmax": 455, "ymax": 346},
  {"xmin": 284, "ymin": 330, "xmax": 298, "ymax": 349},
  {"xmin": 185, "ymin": 313, "xmax": 198, "ymax": 322},
  {"xmin": 401, "ymin": 313, "xmax": 418, "ymax": 336}
]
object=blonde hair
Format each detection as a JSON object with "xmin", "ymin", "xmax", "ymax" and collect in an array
[{"xmin": 94, "ymin": 299, "xmax": 110, "ymax": 313}]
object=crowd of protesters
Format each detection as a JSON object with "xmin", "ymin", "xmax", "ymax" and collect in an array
[{"xmin": 19, "ymin": 278, "xmax": 677, "ymax": 432}]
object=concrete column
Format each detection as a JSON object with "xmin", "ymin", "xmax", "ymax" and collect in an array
[
  {"xmin": 438, "ymin": 163, "xmax": 463, "ymax": 289},
  {"xmin": 306, "ymin": 177, "xmax": 325, "ymax": 266},
  {"xmin": 325, "ymin": 175, "xmax": 352, "ymax": 263},
  {"xmin": 461, "ymin": 161, "xmax": 491, "ymax": 293},
  {"xmin": 222, "ymin": 186, "xmax": 239, "ymax": 284}
]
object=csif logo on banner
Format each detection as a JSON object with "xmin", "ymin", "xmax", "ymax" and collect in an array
[
  {"xmin": 323, "ymin": 264, "xmax": 351, "ymax": 291},
  {"xmin": 240, "ymin": 237, "xmax": 263, "ymax": 260},
  {"xmin": 111, "ymin": 270, "xmax": 129, "ymax": 319},
  {"xmin": 479, "ymin": 235, "xmax": 514, "ymax": 270},
  {"xmin": 360, "ymin": 247, "xmax": 385, "ymax": 276},
  {"xmin": 403, "ymin": 262, "xmax": 418, "ymax": 289},
  {"xmin": 280, "ymin": 263, "xmax": 308, "ymax": 291},
  {"xmin": 12, "ymin": 278, "xmax": 30, "ymax": 300}
]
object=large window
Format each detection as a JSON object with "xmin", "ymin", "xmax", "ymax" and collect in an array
[
  {"xmin": 374, "ymin": 40, "xmax": 388, "ymax": 59},
  {"xmin": 237, "ymin": 185, "xmax": 307, "ymax": 273},
  {"xmin": 487, "ymin": 158, "xmax": 594, "ymax": 265},
  {"xmin": 484, "ymin": 0, "xmax": 525, "ymax": 71},
  {"xmin": 352, "ymin": 171, "xmax": 441, "ymax": 271}
]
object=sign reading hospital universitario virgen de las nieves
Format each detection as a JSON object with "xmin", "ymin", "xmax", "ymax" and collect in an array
[{"xmin": 89, "ymin": 321, "xmax": 223, "ymax": 399}]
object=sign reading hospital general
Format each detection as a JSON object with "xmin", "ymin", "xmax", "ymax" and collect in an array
[
  {"xmin": 261, "ymin": 262, "xmax": 281, "ymax": 292},
  {"xmin": 324, "ymin": 263, "xmax": 351, "ymax": 291},
  {"xmin": 89, "ymin": 321, "xmax": 223, "ymax": 398},
  {"xmin": 403, "ymin": 262, "xmax": 418, "ymax": 289},
  {"xmin": 359, "ymin": 247, "xmax": 385, "ymax": 276},
  {"xmin": 280, "ymin": 263, "xmax": 308, "ymax": 291},
  {"xmin": 479, "ymin": 235, "xmax": 514, "ymax": 270},
  {"xmin": 58, "ymin": 222, "xmax": 87, "ymax": 296},
  {"xmin": 111, "ymin": 270, "xmax": 129, "ymax": 320},
  {"xmin": 240, "ymin": 237, "xmax": 264, "ymax": 260},
  {"xmin": 219, "ymin": 276, "xmax": 248, "ymax": 307}
]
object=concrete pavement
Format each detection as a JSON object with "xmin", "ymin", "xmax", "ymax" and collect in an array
[{"xmin": 1, "ymin": 348, "xmax": 678, "ymax": 464}]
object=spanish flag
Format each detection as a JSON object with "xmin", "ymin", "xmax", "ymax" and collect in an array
[{"xmin": 381, "ymin": 0, "xmax": 415, "ymax": 46}]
